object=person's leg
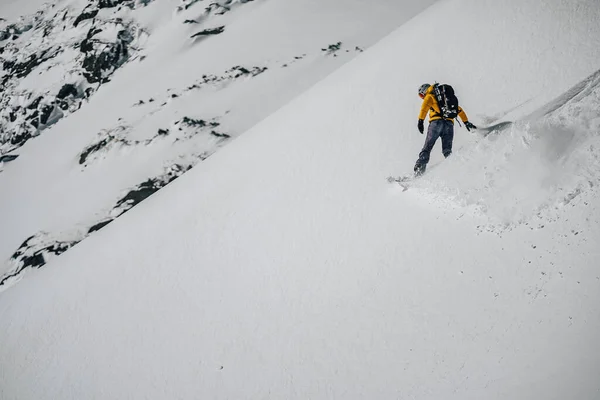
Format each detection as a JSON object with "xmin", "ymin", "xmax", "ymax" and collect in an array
[
  {"xmin": 440, "ymin": 121, "xmax": 455, "ymax": 158},
  {"xmin": 414, "ymin": 120, "xmax": 442, "ymax": 174}
]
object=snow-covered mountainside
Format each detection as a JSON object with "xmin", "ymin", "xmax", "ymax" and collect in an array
[
  {"xmin": 0, "ymin": 0, "xmax": 437, "ymax": 285},
  {"xmin": 0, "ymin": 0, "xmax": 149, "ymax": 153},
  {"xmin": 1, "ymin": 0, "xmax": 600, "ymax": 399}
]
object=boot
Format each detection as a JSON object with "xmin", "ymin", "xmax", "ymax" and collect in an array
[{"xmin": 414, "ymin": 163, "xmax": 426, "ymax": 177}]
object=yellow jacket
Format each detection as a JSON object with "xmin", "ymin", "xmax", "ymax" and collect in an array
[{"xmin": 418, "ymin": 85, "xmax": 469, "ymax": 124}]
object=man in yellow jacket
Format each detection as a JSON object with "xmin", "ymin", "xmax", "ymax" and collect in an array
[{"xmin": 414, "ymin": 83, "xmax": 476, "ymax": 176}]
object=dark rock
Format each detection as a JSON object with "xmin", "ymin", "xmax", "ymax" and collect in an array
[
  {"xmin": 2, "ymin": 48, "xmax": 62, "ymax": 87},
  {"xmin": 16, "ymin": 252, "xmax": 45, "ymax": 269},
  {"xmin": 2, "ymin": 59, "xmax": 14, "ymax": 71},
  {"xmin": 10, "ymin": 130, "xmax": 33, "ymax": 146},
  {"xmin": 96, "ymin": 0, "xmax": 155, "ymax": 9},
  {"xmin": 226, "ymin": 65, "xmax": 267, "ymax": 78},
  {"xmin": 57, "ymin": 83, "xmax": 79, "ymax": 99},
  {"xmin": 205, "ymin": 3, "xmax": 230, "ymax": 15},
  {"xmin": 117, "ymin": 29, "xmax": 134, "ymax": 44},
  {"xmin": 8, "ymin": 236, "xmax": 36, "ymax": 261},
  {"xmin": 78, "ymin": 24, "xmax": 133, "ymax": 85},
  {"xmin": 0, "ymin": 154, "xmax": 19, "ymax": 163},
  {"xmin": 8, "ymin": 110, "xmax": 18, "ymax": 122},
  {"xmin": 82, "ymin": 39, "xmax": 128, "ymax": 83},
  {"xmin": 27, "ymin": 96, "xmax": 44, "ymax": 109},
  {"xmin": 114, "ymin": 165, "xmax": 191, "ymax": 212},
  {"xmin": 322, "ymin": 41, "xmax": 342, "ymax": 55},
  {"xmin": 190, "ymin": 26, "xmax": 225, "ymax": 38},
  {"xmin": 233, "ymin": 66, "xmax": 250, "ymax": 76},
  {"xmin": 58, "ymin": 100, "xmax": 70, "ymax": 110},
  {"xmin": 180, "ymin": 117, "xmax": 206, "ymax": 127},
  {"xmin": 26, "ymin": 110, "xmax": 40, "ymax": 128},
  {"xmin": 80, "ymin": 27, "xmax": 102, "ymax": 53},
  {"xmin": 39, "ymin": 104, "xmax": 55, "ymax": 125},
  {"xmin": 79, "ymin": 136, "xmax": 112, "ymax": 164},
  {"xmin": 1, "ymin": 235, "xmax": 79, "ymax": 287},
  {"xmin": 73, "ymin": 9, "xmax": 99, "ymax": 27},
  {"xmin": 181, "ymin": 0, "xmax": 203, "ymax": 10},
  {"xmin": 115, "ymin": 179, "xmax": 166, "ymax": 209},
  {"xmin": 11, "ymin": 236, "xmax": 76, "ymax": 267},
  {"xmin": 8, "ymin": 53, "xmax": 43, "ymax": 78},
  {"xmin": 210, "ymin": 130, "xmax": 230, "ymax": 138},
  {"xmin": 98, "ymin": 0, "xmax": 128, "ymax": 8},
  {"xmin": 43, "ymin": 25, "xmax": 52, "ymax": 38},
  {"xmin": 88, "ymin": 219, "xmax": 113, "ymax": 233}
]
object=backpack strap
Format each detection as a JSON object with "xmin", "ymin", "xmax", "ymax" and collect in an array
[{"xmin": 431, "ymin": 83, "xmax": 446, "ymax": 120}]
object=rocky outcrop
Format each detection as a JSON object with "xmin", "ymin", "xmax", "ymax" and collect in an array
[
  {"xmin": 98, "ymin": 0, "xmax": 156, "ymax": 10},
  {"xmin": 191, "ymin": 26, "xmax": 225, "ymax": 39},
  {"xmin": 0, "ymin": 161, "xmax": 196, "ymax": 289},
  {"xmin": 0, "ymin": 0, "xmax": 375, "ymax": 292},
  {"xmin": 81, "ymin": 25, "xmax": 135, "ymax": 84},
  {"xmin": 179, "ymin": 0, "xmax": 256, "ymax": 24},
  {"xmin": 114, "ymin": 164, "xmax": 193, "ymax": 213},
  {"xmin": 0, "ymin": 2, "xmax": 149, "ymax": 153},
  {"xmin": 0, "ymin": 234, "xmax": 79, "ymax": 287},
  {"xmin": 73, "ymin": 9, "xmax": 99, "ymax": 27},
  {"xmin": 0, "ymin": 154, "xmax": 18, "ymax": 163}
]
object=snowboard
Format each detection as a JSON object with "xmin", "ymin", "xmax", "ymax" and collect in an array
[
  {"xmin": 387, "ymin": 163, "xmax": 436, "ymax": 191},
  {"xmin": 386, "ymin": 174, "xmax": 417, "ymax": 191},
  {"xmin": 476, "ymin": 121, "xmax": 513, "ymax": 137}
]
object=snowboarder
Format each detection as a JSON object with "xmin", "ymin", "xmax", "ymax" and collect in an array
[{"xmin": 414, "ymin": 83, "xmax": 476, "ymax": 176}]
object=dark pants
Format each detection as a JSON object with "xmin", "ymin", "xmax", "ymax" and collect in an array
[{"xmin": 414, "ymin": 119, "xmax": 454, "ymax": 173}]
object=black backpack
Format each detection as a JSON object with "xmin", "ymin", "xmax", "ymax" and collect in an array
[{"xmin": 432, "ymin": 83, "xmax": 459, "ymax": 119}]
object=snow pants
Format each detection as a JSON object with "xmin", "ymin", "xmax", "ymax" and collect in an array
[{"xmin": 414, "ymin": 119, "xmax": 454, "ymax": 172}]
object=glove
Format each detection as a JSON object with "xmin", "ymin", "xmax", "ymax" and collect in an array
[
  {"xmin": 417, "ymin": 119, "xmax": 424, "ymax": 134},
  {"xmin": 464, "ymin": 121, "xmax": 477, "ymax": 131}
]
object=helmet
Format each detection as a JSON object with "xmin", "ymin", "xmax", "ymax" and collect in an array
[{"xmin": 418, "ymin": 83, "xmax": 430, "ymax": 97}]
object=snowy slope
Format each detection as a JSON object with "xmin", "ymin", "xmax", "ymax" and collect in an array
[
  {"xmin": 0, "ymin": 0, "xmax": 438, "ymax": 282},
  {"xmin": 2, "ymin": 0, "xmax": 600, "ymax": 399}
]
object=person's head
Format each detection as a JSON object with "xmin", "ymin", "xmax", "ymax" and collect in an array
[{"xmin": 418, "ymin": 83, "xmax": 430, "ymax": 99}]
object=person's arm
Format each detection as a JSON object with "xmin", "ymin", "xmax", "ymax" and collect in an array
[
  {"xmin": 458, "ymin": 106, "xmax": 477, "ymax": 131},
  {"xmin": 418, "ymin": 95, "xmax": 433, "ymax": 121},
  {"xmin": 458, "ymin": 106, "xmax": 468, "ymax": 123}
]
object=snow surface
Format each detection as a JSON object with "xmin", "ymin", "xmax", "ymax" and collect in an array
[
  {"xmin": 2, "ymin": 0, "xmax": 600, "ymax": 399},
  {"xmin": 0, "ymin": 0, "xmax": 437, "ymax": 279}
]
